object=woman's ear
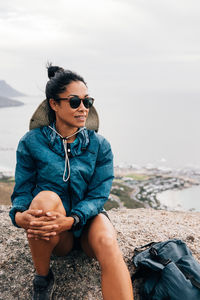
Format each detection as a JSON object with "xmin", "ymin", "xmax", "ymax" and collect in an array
[{"xmin": 49, "ymin": 99, "xmax": 58, "ymax": 112}]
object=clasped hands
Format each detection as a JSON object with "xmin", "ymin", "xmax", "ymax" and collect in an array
[{"xmin": 15, "ymin": 209, "xmax": 74, "ymax": 241}]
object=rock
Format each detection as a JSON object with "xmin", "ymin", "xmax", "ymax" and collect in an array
[{"xmin": 1, "ymin": 206, "xmax": 200, "ymax": 299}]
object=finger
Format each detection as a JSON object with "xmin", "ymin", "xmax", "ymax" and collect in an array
[
  {"xmin": 29, "ymin": 220, "xmax": 59, "ymax": 227},
  {"xmin": 46, "ymin": 211, "xmax": 62, "ymax": 217},
  {"xmin": 27, "ymin": 229, "xmax": 57, "ymax": 236},
  {"xmin": 39, "ymin": 237, "xmax": 51, "ymax": 241},
  {"xmin": 28, "ymin": 224, "xmax": 58, "ymax": 231},
  {"xmin": 28, "ymin": 234, "xmax": 50, "ymax": 241},
  {"xmin": 36, "ymin": 216, "xmax": 57, "ymax": 221},
  {"xmin": 27, "ymin": 209, "xmax": 43, "ymax": 216},
  {"xmin": 29, "ymin": 218, "xmax": 56, "ymax": 226}
]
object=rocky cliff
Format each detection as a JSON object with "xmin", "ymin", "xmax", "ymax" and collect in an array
[{"xmin": 1, "ymin": 206, "xmax": 200, "ymax": 300}]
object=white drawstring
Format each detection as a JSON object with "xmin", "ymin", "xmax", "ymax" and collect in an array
[{"xmin": 48, "ymin": 125, "xmax": 85, "ymax": 182}]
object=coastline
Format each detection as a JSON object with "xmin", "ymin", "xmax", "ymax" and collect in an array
[
  {"xmin": 1, "ymin": 165, "xmax": 200, "ymax": 211},
  {"xmin": 111, "ymin": 165, "xmax": 200, "ymax": 212}
]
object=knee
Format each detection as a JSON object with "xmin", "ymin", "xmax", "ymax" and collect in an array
[
  {"xmin": 30, "ymin": 191, "xmax": 62, "ymax": 212},
  {"xmin": 95, "ymin": 233, "xmax": 119, "ymax": 258}
]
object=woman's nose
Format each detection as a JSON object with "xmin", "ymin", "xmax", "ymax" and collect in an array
[{"xmin": 78, "ymin": 100, "xmax": 87, "ymax": 111}]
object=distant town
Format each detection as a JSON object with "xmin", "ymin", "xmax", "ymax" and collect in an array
[{"xmin": 105, "ymin": 165, "xmax": 200, "ymax": 211}]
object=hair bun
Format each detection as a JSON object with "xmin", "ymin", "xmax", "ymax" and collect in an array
[{"xmin": 47, "ymin": 65, "xmax": 63, "ymax": 79}]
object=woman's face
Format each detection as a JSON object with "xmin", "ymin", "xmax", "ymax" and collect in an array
[{"xmin": 50, "ymin": 80, "xmax": 89, "ymax": 131}]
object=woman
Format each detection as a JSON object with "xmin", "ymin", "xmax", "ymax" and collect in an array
[{"xmin": 9, "ymin": 65, "xmax": 134, "ymax": 300}]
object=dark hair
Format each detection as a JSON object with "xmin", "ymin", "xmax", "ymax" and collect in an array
[
  {"xmin": 45, "ymin": 63, "xmax": 87, "ymax": 122},
  {"xmin": 45, "ymin": 63, "xmax": 87, "ymax": 101}
]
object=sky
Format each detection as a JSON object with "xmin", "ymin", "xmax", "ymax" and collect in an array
[
  {"xmin": 1, "ymin": 0, "xmax": 200, "ymax": 96},
  {"xmin": 1, "ymin": 0, "xmax": 200, "ymax": 168}
]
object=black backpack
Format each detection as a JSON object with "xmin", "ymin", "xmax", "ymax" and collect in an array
[{"xmin": 132, "ymin": 239, "xmax": 200, "ymax": 300}]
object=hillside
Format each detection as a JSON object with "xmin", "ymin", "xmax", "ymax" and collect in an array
[
  {"xmin": 0, "ymin": 80, "xmax": 25, "ymax": 108},
  {"xmin": 0, "ymin": 96, "xmax": 24, "ymax": 108},
  {"xmin": 0, "ymin": 80, "xmax": 25, "ymax": 98}
]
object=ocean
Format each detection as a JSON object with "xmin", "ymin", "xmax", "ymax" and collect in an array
[
  {"xmin": 0, "ymin": 96, "xmax": 41, "ymax": 174},
  {"xmin": 1, "ymin": 92, "xmax": 200, "ymax": 173},
  {"xmin": 1, "ymin": 93, "xmax": 200, "ymax": 211},
  {"xmin": 157, "ymin": 185, "xmax": 200, "ymax": 212}
]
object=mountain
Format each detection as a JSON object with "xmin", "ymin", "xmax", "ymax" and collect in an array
[
  {"xmin": 0, "ymin": 80, "xmax": 25, "ymax": 108},
  {"xmin": 0, "ymin": 80, "xmax": 25, "ymax": 98},
  {"xmin": 0, "ymin": 96, "xmax": 24, "ymax": 108}
]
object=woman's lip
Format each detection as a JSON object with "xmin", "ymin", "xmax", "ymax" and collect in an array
[{"xmin": 74, "ymin": 115, "xmax": 86, "ymax": 120}]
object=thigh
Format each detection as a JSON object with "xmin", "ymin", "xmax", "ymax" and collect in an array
[
  {"xmin": 80, "ymin": 213, "xmax": 117, "ymax": 258},
  {"xmin": 53, "ymin": 230, "xmax": 74, "ymax": 256},
  {"xmin": 30, "ymin": 191, "xmax": 74, "ymax": 256}
]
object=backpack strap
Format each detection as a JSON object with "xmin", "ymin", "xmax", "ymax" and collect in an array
[
  {"xmin": 150, "ymin": 247, "xmax": 171, "ymax": 266},
  {"xmin": 134, "ymin": 242, "xmax": 158, "ymax": 255}
]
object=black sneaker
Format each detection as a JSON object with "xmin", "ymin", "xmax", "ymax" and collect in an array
[{"xmin": 32, "ymin": 269, "xmax": 55, "ymax": 300}]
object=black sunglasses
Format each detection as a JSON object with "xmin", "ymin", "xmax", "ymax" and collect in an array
[{"xmin": 56, "ymin": 96, "xmax": 94, "ymax": 109}]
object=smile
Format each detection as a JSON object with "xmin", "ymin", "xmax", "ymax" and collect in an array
[{"xmin": 74, "ymin": 115, "xmax": 86, "ymax": 121}]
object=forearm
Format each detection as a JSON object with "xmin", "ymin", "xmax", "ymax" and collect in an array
[
  {"xmin": 60, "ymin": 216, "xmax": 74, "ymax": 231},
  {"xmin": 15, "ymin": 212, "xmax": 24, "ymax": 228}
]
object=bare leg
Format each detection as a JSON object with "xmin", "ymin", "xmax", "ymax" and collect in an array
[
  {"xmin": 28, "ymin": 191, "xmax": 74, "ymax": 276},
  {"xmin": 80, "ymin": 214, "xmax": 134, "ymax": 300}
]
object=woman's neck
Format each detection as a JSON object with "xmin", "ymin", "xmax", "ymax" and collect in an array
[{"xmin": 55, "ymin": 122, "xmax": 78, "ymax": 143}]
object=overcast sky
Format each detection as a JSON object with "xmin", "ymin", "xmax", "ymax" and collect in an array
[
  {"xmin": 1, "ymin": 0, "xmax": 200, "ymax": 168},
  {"xmin": 1, "ymin": 0, "xmax": 200, "ymax": 96}
]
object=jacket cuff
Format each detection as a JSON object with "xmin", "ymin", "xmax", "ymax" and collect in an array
[{"xmin": 69, "ymin": 212, "xmax": 82, "ymax": 231}]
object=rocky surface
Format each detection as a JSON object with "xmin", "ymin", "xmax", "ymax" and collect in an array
[{"xmin": 1, "ymin": 206, "xmax": 200, "ymax": 300}]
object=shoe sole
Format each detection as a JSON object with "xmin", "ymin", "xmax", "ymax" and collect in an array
[
  {"xmin": 50, "ymin": 281, "xmax": 56, "ymax": 300},
  {"xmin": 32, "ymin": 280, "xmax": 56, "ymax": 300}
]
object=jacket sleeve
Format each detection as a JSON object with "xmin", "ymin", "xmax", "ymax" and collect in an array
[
  {"xmin": 70, "ymin": 138, "xmax": 114, "ymax": 227},
  {"xmin": 9, "ymin": 138, "xmax": 36, "ymax": 227}
]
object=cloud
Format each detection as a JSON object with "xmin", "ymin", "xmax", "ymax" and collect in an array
[{"xmin": 0, "ymin": 0, "xmax": 200, "ymax": 94}]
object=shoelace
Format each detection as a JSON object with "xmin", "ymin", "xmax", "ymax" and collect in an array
[{"xmin": 48, "ymin": 125, "xmax": 85, "ymax": 182}]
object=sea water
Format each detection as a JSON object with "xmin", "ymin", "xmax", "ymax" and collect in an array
[
  {"xmin": 1, "ymin": 92, "xmax": 200, "ymax": 172},
  {"xmin": 0, "ymin": 96, "xmax": 41, "ymax": 174},
  {"xmin": 157, "ymin": 185, "xmax": 200, "ymax": 212},
  {"xmin": 0, "ymin": 93, "xmax": 200, "ymax": 211}
]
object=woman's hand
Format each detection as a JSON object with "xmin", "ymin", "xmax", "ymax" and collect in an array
[
  {"xmin": 26, "ymin": 212, "xmax": 74, "ymax": 240},
  {"xmin": 15, "ymin": 209, "xmax": 52, "ymax": 229}
]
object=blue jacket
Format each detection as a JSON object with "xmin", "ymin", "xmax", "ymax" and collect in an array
[{"xmin": 9, "ymin": 125, "xmax": 114, "ymax": 237}]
